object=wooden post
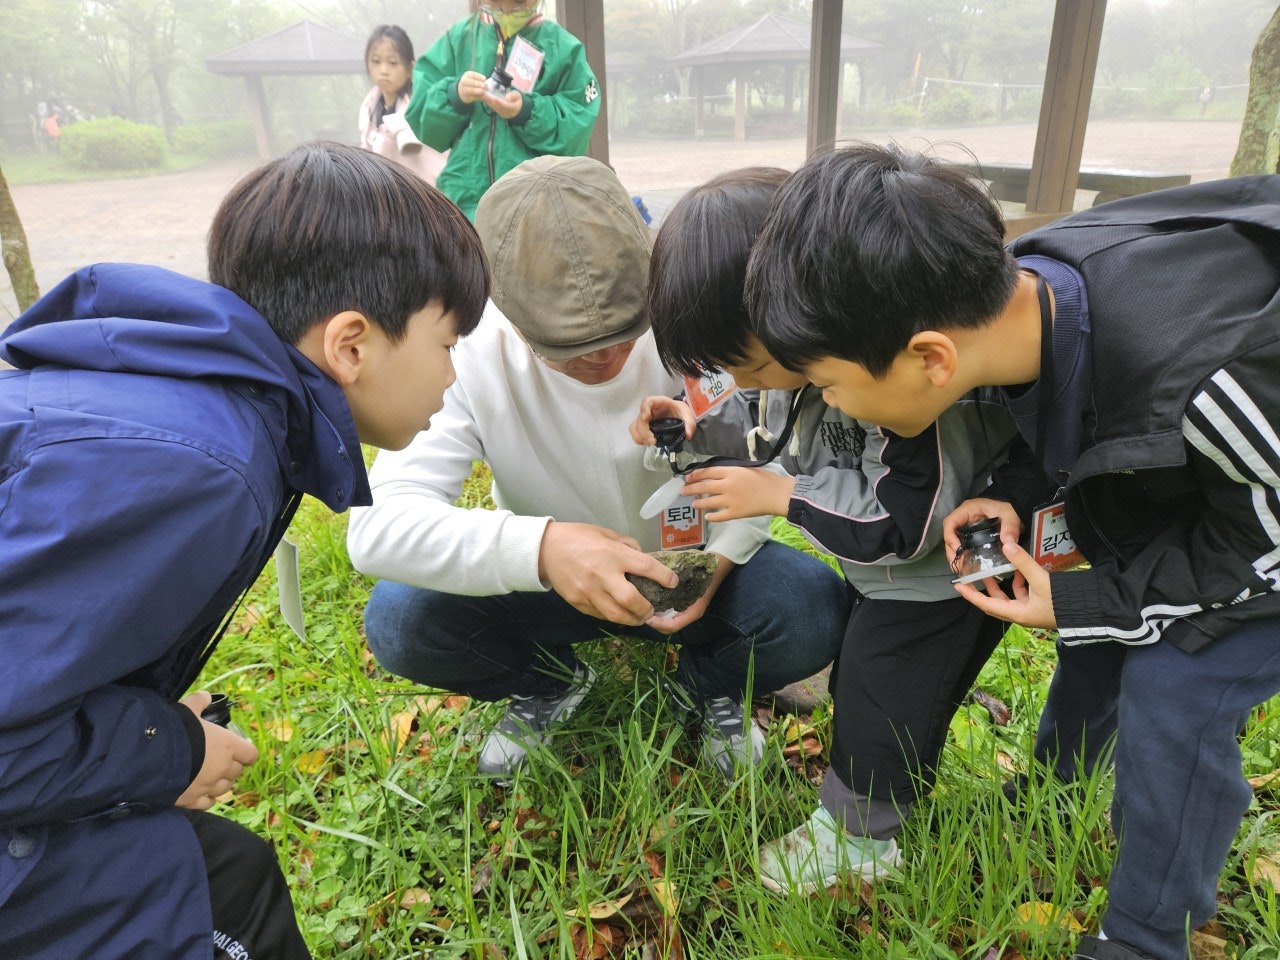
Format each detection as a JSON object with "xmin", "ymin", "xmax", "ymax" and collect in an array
[
  {"xmin": 735, "ymin": 76, "xmax": 747, "ymax": 141},
  {"xmin": 244, "ymin": 74, "xmax": 274, "ymax": 160},
  {"xmin": 1026, "ymin": 0, "xmax": 1107, "ymax": 213},
  {"xmin": 555, "ymin": 0, "xmax": 609, "ymax": 166},
  {"xmin": 806, "ymin": 0, "xmax": 842, "ymax": 156},
  {"xmin": 693, "ymin": 68, "xmax": 704, "ymax": 139}
]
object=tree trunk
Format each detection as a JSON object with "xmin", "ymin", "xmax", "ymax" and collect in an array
[
  {"xmin": 0, "ymin": 165, "xmax": 39, "ymax": 314},
  {"xmin": 1231, "ymin": 7, "xmax": 1280, "ymax": 177}
]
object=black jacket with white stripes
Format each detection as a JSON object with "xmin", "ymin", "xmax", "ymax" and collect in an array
[{"xmin": 1007, "ymin": 175, "xmax": 1280, "ymax": 652}]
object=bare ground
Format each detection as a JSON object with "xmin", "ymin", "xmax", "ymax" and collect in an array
[{"xmin": 1, "ymin": 118, "xmax": 1243, "ymax": 322}]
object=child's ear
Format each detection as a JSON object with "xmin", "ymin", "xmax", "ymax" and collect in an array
[
  {"xmin": 321, "ymin": 311, "xmax": 375, "ymax": 386},
  {"xmin": 906, "ymin": 331, "xmax": 959, "ymax": 388}
]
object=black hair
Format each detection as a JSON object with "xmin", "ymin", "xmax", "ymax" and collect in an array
[
  {"xmin": 365, "ymin": 24, "xmax": 415, "ymax": 97},
  {"xmin": 746, "ymin": 142, "xmax": 1020, "ymax": 378},
  {"xmin": 647, "ymin": 167, "xmax": 790, "ymax": 378},
  {"xmin": 208, "ymin": 141, "xmax": 489, "ymax": 344}
]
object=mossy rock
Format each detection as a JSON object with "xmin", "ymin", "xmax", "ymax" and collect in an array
[{"xmin": 626, "ymin": 550, "xmax": 717, "ymax": 613}]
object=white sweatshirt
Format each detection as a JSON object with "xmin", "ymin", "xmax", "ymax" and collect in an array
[{"xmin": 346, "ymin": 304, "xmax": 770, "ymax": 596}]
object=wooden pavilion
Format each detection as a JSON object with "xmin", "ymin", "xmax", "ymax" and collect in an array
[
  {"xmin": 667, "ymin": 13, "xmax": 879, "ymax": 142},
  {"xmin": 559, "ymin": 0, "xmax": 1109, "ymax": 237},
  {"xmin": 206, "ymin": 20, "xmax": 365, "ymax": 160}
]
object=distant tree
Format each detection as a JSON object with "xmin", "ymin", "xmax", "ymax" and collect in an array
[
  {"xmin": 1231, "ymin": 5, "xmax": 1280, "ymax": 175},
  {"xmin": 0, "ymin": 0, "xmax": 83, "ymax": 144},
  {"xmin": 0, "ymin": 165, "xmax": 38, "ymax": 314}
]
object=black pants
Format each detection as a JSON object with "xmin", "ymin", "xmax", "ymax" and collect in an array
[
  {"xmin": 185, "ymin": 810, "xmax": 312, "ymax": 960},
  {"xmin": 822, "ymin": 589, "xmax": 1006, "ymax": 838}
]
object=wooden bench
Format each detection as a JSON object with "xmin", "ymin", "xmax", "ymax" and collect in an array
[{"xmin": 952, "ymin": 161, "xmax": 1192, "ymax": 207}]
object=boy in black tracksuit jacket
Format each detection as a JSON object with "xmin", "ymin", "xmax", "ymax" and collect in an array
[{"xmin": 744, "ymin": 142, "xmax": 1280, "ymax": 960}]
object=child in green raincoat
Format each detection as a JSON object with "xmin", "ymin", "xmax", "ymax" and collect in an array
[{"xmin": 406, "ymin": 0, "xmax": 601, "ymax": 220}]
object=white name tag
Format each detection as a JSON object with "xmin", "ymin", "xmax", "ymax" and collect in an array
[
  {"xmin": 659, "ymin": 493, "xmax": 706, "ymax": 550},
  {"xmin": 1031, "ymin": 502, "xmax": 1085, "ymax": 573}
]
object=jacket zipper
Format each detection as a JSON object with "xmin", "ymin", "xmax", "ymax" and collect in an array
[{"xmin": 488, "ymin": 112, "xmax": 497, "ymax": 184}]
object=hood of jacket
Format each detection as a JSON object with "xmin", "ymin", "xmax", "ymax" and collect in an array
[{"xmin": 1, "ymin": 263, "xmax": 369, "ymax": 510}]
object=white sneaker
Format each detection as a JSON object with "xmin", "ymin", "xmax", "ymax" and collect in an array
[
  {"xmin": 758, "ymin": 805, "xmax": 903, "ymax": 895},
  {"xmin": 476, "ymin": 664, "xmax": 595, "ymax": 782}
]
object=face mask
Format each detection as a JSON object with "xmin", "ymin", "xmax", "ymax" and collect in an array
[{"xmin": 485, "ymin": 5, "xmax": 535, "ymax": 39}]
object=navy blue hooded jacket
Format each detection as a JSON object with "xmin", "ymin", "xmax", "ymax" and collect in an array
[{"xmin": 0, "ymin": 263, "xmax": 370, "ymax": 958}]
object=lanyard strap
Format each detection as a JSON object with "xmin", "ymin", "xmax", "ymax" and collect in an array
[{"xmin": 670, "ymin": 384, "xmax": 812, "ymax": 476}]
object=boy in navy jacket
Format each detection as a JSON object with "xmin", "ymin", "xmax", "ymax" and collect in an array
[
  {"xmin": 747, "ymin": 141, "xmax": 1280, "ymax": 960},
  {"xmin": 0, "ymin": 142, "xmax": 488, "ymax": 960}
]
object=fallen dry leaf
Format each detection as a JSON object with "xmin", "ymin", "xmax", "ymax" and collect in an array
[
  {"xmin": 565, "ymin": 891, "xmax": 634, "ymax": 920},
  {"xmin": 1189, "ymin": 928, "xmax": 1228, "ymax": 960},
  {"xmin": 399, "ymin": 887, "xmax": 432, "ymax": 909},
  {"xmin": 381, "ymin": 709, "xmax": 416, "ymax": 754},
  {"xmin": 1247, "ymin": 769, "xmax": 1280, "ymax": 792},
  {"xmin": 648, "ymin": 879, "xmax": 679, "ymax": 916},
  {"xmin": 1244, "ymin": 853, "xmax": 1280, "ymax": 891},
  {"xmin": 971, "ymin": 686, "xmax": 1012, "ymax": 726},
  {"xmin": 782, "ymin": 733, "xmax": 824, "ymax": 758},
  {"xmin": 1013, "ymin": 901, "xmax": 1084, "ymax": 933},
  {"xmin": 293, "ymin": 749, "xmax": 329, "ymax": 776}
]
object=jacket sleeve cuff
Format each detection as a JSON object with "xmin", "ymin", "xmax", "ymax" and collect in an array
[
  {"xmin": 172, "ymin": 701, "xmax": 206, "ymax": 784},
  {"xmin": 704, "ymin": 516, "xmax": 770, "ymax": 565},
  {"xmin": 497, "ymin": 513, "xmax": 556, "ymax": 591},
  {"xmin": 509, "ymin": 93, "xmax": 535, "ymax": 127},
  {"xmin": 786, "ymin": 475, "xmax": 815, "ymax": 526},
  {"xmin": 447, "ymin": 82, "xmax": 470, "ymax": 115},
  {"xmin": 1048, "ymin": 567, "xmax": 1107, "ymax": 633}
]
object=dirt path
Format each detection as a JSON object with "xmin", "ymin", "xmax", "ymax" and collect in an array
[{"xmin": 1, "ymin": 118, "xmax": 1242, "ymax": 322}]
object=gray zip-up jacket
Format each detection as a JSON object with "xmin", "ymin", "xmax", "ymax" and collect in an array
[{"xmin": 671, "ymin": 387, "xmax": 1020, "ymax": 601}]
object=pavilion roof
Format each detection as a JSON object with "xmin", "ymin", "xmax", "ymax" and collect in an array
[
  {"xmin": 207, "ymin": 20, "xmax": 364, "ymax": 76},
  {"xmin": 669, "ymin": 13, "xmax": 879, "ymax": 67}
]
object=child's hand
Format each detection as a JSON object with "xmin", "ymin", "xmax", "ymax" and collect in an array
[
  {"xmin": 484, "ymin": 88, "xmax": 524, "ymax": 120},
  {"xmin": 647, "ymin": 553, "xmax": 732, "ymax": 634},
  {"xmin": 456, "ymin": 71, "xmax": 491, "ymax": 104},
  {"xmin": 953, "ymin": 540, "xmax": 1057, "ymax": 629},
  {"xmin": 176, "ymin": 692, "xmax": 259, "ymax": 811},
  {"xmin": 942, "ymin": 498, "xmax": 1022, "ymax": 558},
  {"xmin": 681, "ymin": 466, "xmax": 795, "ymax": 521},
  {"xmin": 629, "ymin": 397, "xmax": 695, "ymax": 446}
]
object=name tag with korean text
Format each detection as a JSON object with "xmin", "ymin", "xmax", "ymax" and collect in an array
[
  {"xmin": 506, "ymin": 36, "xmax": 545, "ymax": 93},
  {"xmin": 683, "ymin": 370, "xmax": 737, "ymax": 419},
  {"xmin": 1032, "ymin": 502, "xmax": 1086, "ymax": 573},
  {"xmin": 659, "ymin": 494, "xmax": 706, "ymax": 549}
]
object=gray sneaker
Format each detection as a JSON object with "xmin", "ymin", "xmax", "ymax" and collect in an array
[
  {"xmin": 476, "ymin": 664, "xmax": 595, "ymax": 781},
  {"xmin": 700, "ymin": 695, "xmax": 766, "ymax": 779}
]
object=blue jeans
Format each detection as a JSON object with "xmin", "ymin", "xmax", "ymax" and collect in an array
[
  {"xmin": 363, "ymin": 540, "xmax": 848, "ymax": 703},
  {"xmin": 1034, "ymin": 621, "xmax": 1280, "ymax": 960}
]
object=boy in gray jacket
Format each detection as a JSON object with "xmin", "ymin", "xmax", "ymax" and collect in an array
[{"xmin": 633, "ymin": 167, "xmax": 1021, "ymax": 892}]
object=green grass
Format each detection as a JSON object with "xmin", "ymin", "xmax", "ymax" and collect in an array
[
  {"xmin": 200, "ymin": 476, "xmax": 1280, "ymax": 959},
  {"xmin": 0, "ymin": 150, "xmax": 217, "ymax": 186}
]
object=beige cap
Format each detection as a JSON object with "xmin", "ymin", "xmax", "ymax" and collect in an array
[{"xmin": 473, "ymin": 155, "xmax": 651, "ymax": 360}]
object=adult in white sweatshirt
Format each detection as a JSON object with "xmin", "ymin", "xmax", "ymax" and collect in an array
[{"xmin": 346, "ymin": 156, "xmax": 847, "ymax": 780}]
